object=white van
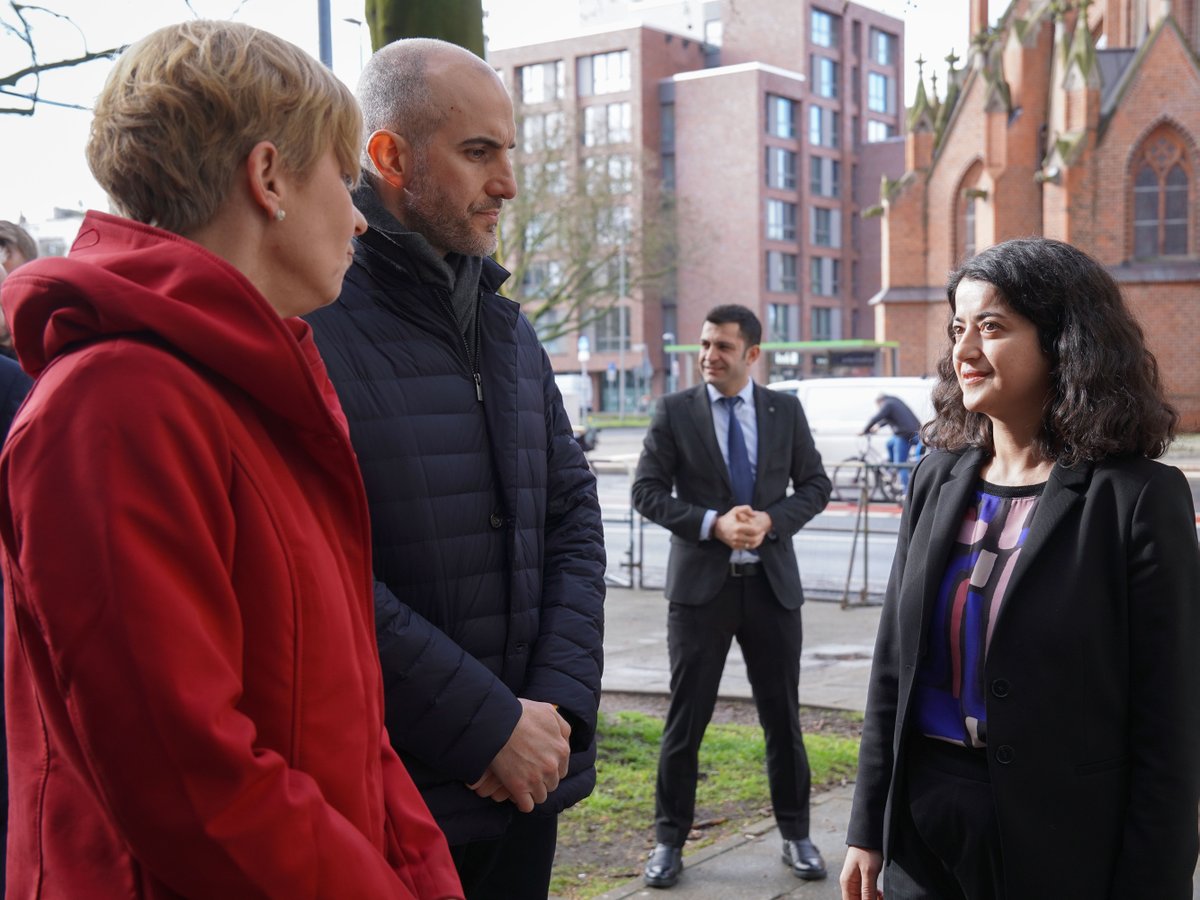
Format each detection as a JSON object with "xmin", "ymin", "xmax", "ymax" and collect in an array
[{"xmin": 766, "ymin": 376, "xmax": 937, "ymax": 466}]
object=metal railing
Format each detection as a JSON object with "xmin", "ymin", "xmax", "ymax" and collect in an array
[
  {"xmin": 595, "ymin": 457, "xmax": 916, "ymax": 607},
  {"xmin": 829, "ymin": 459, "xmax": 914, "ymax": 608}
]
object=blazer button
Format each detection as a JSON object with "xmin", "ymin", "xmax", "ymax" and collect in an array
[
  {"xmin": 995, "ymin": 745, "xmax": 1015, "ymax": 765},
  {"xmin": 489, "ymin": 512, "xmax": 503, "ymax": 529},
  {"xmin": 990, "ymin": 679, "xmax": 1010, "ymax": 698}
]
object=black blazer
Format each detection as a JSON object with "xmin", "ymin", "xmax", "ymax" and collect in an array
[
  {"xmin": 847, "ymin": 448, "xmax": 1200, "ymax": 899},
  {"xmin": 631, "ymin": 383, "xmax": 831, "ymax": 608}
]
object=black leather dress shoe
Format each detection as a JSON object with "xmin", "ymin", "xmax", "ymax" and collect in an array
[
  {"xmin": 782, "ymin": 837, "xmax": 827, "ymax": 880},
  {"xmin": 643, "ymin": 843, "xmax": 683, "ymax": 888}
]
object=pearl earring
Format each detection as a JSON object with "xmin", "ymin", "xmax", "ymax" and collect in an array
[{"xmin": 274, "ymin": 208, "xmax": 286, "ymax": 222}]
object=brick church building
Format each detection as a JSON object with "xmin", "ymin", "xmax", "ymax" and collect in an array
[{"xmin": 874, "ymin": 0, "xmax": 1200, "ymax": 428}]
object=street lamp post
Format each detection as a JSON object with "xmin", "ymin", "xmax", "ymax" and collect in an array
[
  {"xmin": 617, "ymin": 242, "xmax": 627, "ymax": 420},
  {"xmin": 317, "ymin": 0, "xmax": 333, "ymax": 68},
  {"xmin": 343, "ymin": 17, "xmax": 367, "ymax": 69},
  {"xmin": 577, "ymin": 334, "xmax": 591, "ymax": 427},
  {"xmin": 662, "ymin": 331, "xmax": 676, "ymax": 395}
]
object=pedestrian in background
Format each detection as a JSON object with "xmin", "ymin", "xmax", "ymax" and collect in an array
[
  {"xmin": 861, "ymin": 392, "xmax": 922, "ymax": 490},
  {"xmin": 305, "ymin": 38, "xmax": 605, "ymax": 899},
  {"xmin": 632, "ymin": 304, "xmax": 832, "ymax": 889},
  {"xmin": 0, "ymin": 222, "xmax": 36, "ymax": 360},
  {"xmin": 0, "ymin": 21, "xmax": 461, "ymax": 898},
  {"xmin": 842, "ymin": 238, "xmax": 1200, "ymax": 900},
  {"xmin": 0, "ymin": 221, "xmax": 36, "ymax": 275}
]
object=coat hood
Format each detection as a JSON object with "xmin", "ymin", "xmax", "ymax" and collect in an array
[{"xmin": 0, "ymin": 210, "xmax": 345, "ymax": 432}]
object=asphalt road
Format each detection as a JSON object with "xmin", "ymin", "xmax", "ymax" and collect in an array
[{"xmin": 589, "ymin": 425, "xmax": 1200, "ymax": 600}]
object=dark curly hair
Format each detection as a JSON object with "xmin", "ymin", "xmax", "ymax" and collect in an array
[{"xmin": 922, "ymin": 238, "xmax": 1177, "ymax": 464}]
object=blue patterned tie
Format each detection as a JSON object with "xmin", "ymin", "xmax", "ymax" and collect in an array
[{"xmin": 719, "ymin": 395, "xmax": 755, "ymax": 506}]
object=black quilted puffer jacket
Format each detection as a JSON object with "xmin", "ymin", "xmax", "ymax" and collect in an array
[{"xmin": 306, "ymin": 228, "xmax": 605, "ymax": 846}]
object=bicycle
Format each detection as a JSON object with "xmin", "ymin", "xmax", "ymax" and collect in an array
[{"xmin": 830, "ymin": 433, "xmax": 904, "ymax": 504}]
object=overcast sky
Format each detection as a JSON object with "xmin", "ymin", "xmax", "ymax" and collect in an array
[{"xmin": 1, "ymin": 0, "xmax": 971, "ymax": 222}]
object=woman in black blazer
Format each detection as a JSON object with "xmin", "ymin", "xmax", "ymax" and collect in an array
[{"xmin": 840, "ymin": 238, "xmax": 1200, "ymax": 900}]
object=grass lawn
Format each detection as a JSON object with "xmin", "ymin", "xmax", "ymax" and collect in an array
[{"xmin": 549, "ymin": 709, "xmax": 860, "ymax": 899}]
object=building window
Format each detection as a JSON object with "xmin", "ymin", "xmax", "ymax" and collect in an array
[
  {"xmin": 866, "ymin": 119, "xmax": 896, "ymax": 143},
  {"xmin": 767, "ymin": 94, "xmax": 798, "ymax": 138},
  {"xmin": 810, "ymin": 256, "xmax": 841, "ymax": 296},
  {"xmin": 522, "ymin": 160, "xmax": 567, "ymax": 195},
  {"xmin": 870, "ymin": 28, "xmax": 897, "ymax": 66},
  {"xmin": 956, "ymin": 160, "xmax": 984, "ymax": 263},
  {"xmin": 766, "ymin": 199, "xmax": 797, "ymax": 241},
  {"xmin": 810, "ymin": 156, "xmax": 841, "ymax": 197},
  {"xmin": 766, "ymin": 251, "xmax": 797, "ymax": 292},
  {"xmin": 519, "ymin": 60, "xmax": 565, "ymax": 104},
  {"xmin": 811, "ymin": 8, "xmax": 839, "ymax": 48},
  {"xmin": 660, "ymin": 102, "xmax": 675, "ymax": 151},
  {"xmin": 964, "ymin": 197, "xmax": 977, "ymax": 260},
  {"xmin": 534, "ymin": 307, "xmax": 565, "ymax": 354},
  {"xmin": 660, "ymin": 154, "xmax": 676, "ymax": 193},
  {"xmin": 811, "ymin": 56, "xmax": 839, "ymax": 99},
  {"xmin": 596, "ymin": 205, "xmax": 633, "ymax": 244},
  {"xmin": 521, "ymin": 111, "xmax": 565, "ymax": 152},
  {"xmin": 705, "ymin": 17, "xmax": 723, "ymax": 45},
  {"xmin": 595, "ymin": 305, "xmax": 631, "ymax": 351},
  {"xmin": 810, "ymin": 206, "xmax": 841, "ymax": 247},
  {"xmin": 524, "ymin": 212, "xmax": 554, "ymax": 254},
  {"xmin": 811, "ymin": 306, "xmax": 836, "ymax": 340},
  {"xmin": 578, "ymin": 50, "xmax": 630, "ymax": 96},
  {"xmin": 1132, "ymin": 131, "xmax": 1191, "ymax": 258},
  {"xmin": 767, "ymin": 303, "xmax": 794, "ymax": 342},
  {"xmin": 868, "ymin": 72, "xmax": 894, "ymax": 114},
  {"xmin": 766, "ymin": 146, "xmax": 797, "ymax": 189},
  {"xmin": 585, "ymin": 154, "xmax": 633, "ymax": 193},
  {"xmin": 522, "ymin": 259, "xmax": 564, "ymax": 298},
  {"xmin": 583, "ymin": 101, "xmax": 632, "ymax": 146},
  {"xmin": 809, "ymin": 105, "xmax": 840, "ymax": 148}
]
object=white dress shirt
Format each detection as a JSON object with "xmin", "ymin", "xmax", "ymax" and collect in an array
[{"xmin": 699, "ymin": 380, "xmax": 759, "ymax": 562}]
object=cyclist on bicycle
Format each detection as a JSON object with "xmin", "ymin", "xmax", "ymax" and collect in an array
[{"xmin": 861, "ymin": 393, "xmax": 921, "ymax": 490}]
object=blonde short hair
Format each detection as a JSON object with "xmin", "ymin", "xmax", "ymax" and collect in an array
[{"xmin": 87, "ymin": 20, "xmax": 361, "ymax": 236}]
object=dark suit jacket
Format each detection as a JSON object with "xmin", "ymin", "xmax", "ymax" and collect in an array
[
  {"xmin": 847, "ymin": 448, "xmax": 1200, "ymax": 899},
  {"xmin": 632, "ymin": 383, "xmax": 831, "ymax": 608}
]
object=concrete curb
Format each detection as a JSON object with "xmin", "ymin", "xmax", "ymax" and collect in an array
[{"xmin": 582, "ymin": 785, "xmax": 856, "ymax": 900}]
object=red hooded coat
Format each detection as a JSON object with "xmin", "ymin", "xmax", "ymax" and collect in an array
[{"xmin": 0, "ymin": 212, "xmax": 463, "ymax": 898}]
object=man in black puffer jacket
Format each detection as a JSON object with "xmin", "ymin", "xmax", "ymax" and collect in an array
[{"xmin": 305, "ymin": 38, "xmax": 605, "ymax": 898}]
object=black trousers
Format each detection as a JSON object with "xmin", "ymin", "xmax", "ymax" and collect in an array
[
  {"xmin": 449, "ymin": 811, "xmax": 558, "ymax": 900},
  {"xmin": 884, "ymin": 737, "xmax": 1006, "ymax": 900},
  {"xmin": 654, "ymin": 571, "xmax": 811, "ymax": 846}
]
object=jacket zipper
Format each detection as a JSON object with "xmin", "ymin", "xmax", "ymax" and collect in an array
[
  {"xmin": 358, "ymin": 232, "xmax": 487, "ymax": 403},
  {"xmin": 436, "ymin": 288, "xmax": 484, "ymax": 403}
]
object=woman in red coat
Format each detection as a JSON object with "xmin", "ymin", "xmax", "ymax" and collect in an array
[{"xmin": 0, "ymin": 21, "xmax": 462, "ymax": 899}]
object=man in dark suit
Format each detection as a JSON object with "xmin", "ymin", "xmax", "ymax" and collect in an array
[{"xmin": 632, "ymin": 304, "xmax": 832, "ymax": 888}]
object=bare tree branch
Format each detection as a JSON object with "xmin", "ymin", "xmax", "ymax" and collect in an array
[
  {"xmin": 495, "ymin": 110, "xmax": 689, "ymax": 345},
  {"xmin": 0, "ymin": 1, "xmax": 123, "ymax": 114},
  {"xmin": 0, "ymin": 46, "xmax": 122, "ymax": 89}
]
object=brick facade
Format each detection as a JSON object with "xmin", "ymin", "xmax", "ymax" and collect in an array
[{"xmin": 876, "ymin": 0, "xmax": 1200, "ymax": 428}]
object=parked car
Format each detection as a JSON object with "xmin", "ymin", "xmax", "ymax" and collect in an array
[{"xmin": 766, "ymin": 376, "xmax": 936, "ymax": 467}]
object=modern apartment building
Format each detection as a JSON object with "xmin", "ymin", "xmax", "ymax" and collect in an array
[{"xmin": 490, "ymin": 1, "xmax": 906, "ymax": 411}]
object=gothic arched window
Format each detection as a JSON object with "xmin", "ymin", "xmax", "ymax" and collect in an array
[
  {"xmin": 955, "ymin": 160, "xmax": 984, "ymax": 265},
  {"xmin": 1132, "ymin": 130, "xmax": 1191, "ymax": 259}
]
